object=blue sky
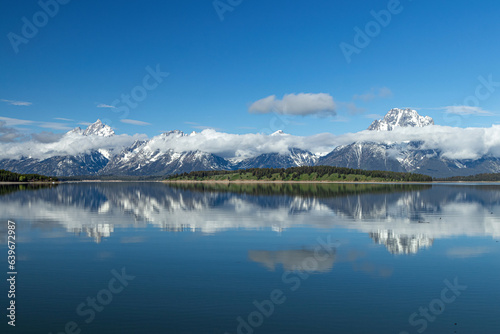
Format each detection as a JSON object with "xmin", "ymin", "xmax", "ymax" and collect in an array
[{"xmin": 1, "ymin": 0, "xmax": 500, "ymax": 138}]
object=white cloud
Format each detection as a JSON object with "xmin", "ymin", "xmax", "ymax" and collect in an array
[
  {"xmin": 0, "ymin": 131, "xmax": 146, "ymax": 160},
  {"xmin": 31, "ymin": 131, "xmax": 64, "ymax": 143},
  {"xmin": 0, "ymin": 117, "xmax": 71, "ymax": 131},
  {"xmin": 38, "ymin": 122, "xmax": 73, "ymax": 130},
  {"xmin": 120, "ymin": 119, "xmax": 151, "ymax": 126},
  {"xmin": 97, "ymin": 104, "xmax": 116, "ymax": 109},
  {"xmin": 0, "ymin": 116, "xmax": 35, "ymax": 126},
  {"xmin": 443, "ymin": 106, "xmax": 494, "ymax": 115},
  {"xmin": 249, "ymin": 93, "xmax": 336, "ymax": 116},
  {"xmin": 3, "ymin": 120, "xmax": 500, "ymax": 162},
  {"xmin": 0, "ymin": 121, "xmax": 23, "ymax": 142},
  {"xmin": 337, "ymin": 125, "xmax": 500, "ymax": 160},
  {"xmin": 1, "ymin": 99, "xmax": 32, "ymax": 106},
  {"xmin": 54, "ymin": 117, "xmax": 75, "ymax": 122}
]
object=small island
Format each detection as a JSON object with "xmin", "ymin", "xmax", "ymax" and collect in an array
[{"xmin": 166, "ymin": 166, "xmax": 433, "ymax": 183}]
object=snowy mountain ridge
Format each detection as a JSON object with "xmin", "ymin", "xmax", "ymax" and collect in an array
[
  {"xmin": 368, "ymin": 108, "xmax": 434, "ymax": 131},
  {"xmin": 1, "ymin": 109, "xmax": 500, "ymax": 177}
]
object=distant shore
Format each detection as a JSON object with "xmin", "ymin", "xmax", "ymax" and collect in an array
[
  {"xmin": 2, "ymin": 180, "xmax": 499, "ymax": 185},
  {"xmin": 0, "ymin": 181, "xmax": 60, "ymax": 185},
  {"xmin": 163, "ymin": 180, "xmax": 433, "ymax": 185},
  {"xmin": 164, "ymin": 179, "xmax": 500, "ymax": 185}
]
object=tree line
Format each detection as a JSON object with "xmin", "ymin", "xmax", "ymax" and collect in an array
[
  {"xmin": 168, "ymin": 165, "xmax": 433, "ymax": 182},
  {"xmin": 0, "ymin": 169, "xmax": 57, "ymax": 182},
  {"xmin": 439, "ymin": 173, "xmax": 500, "ymax": 182}
]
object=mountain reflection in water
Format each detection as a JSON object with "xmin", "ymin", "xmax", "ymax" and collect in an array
[{"xmin": 1, "ymin": 182, "xmax": 499, "ymax": 254}]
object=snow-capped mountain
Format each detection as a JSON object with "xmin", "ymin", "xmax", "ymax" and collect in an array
[
  {"xmin": 83, "ymin": 119, "xmax": 115, "ymax": 136},
  {"xmin": 236, "ymin": 148, "xmax": 318, "ymax": 169},
  {"xmin": 319, "ymin": 108, "xmax": 500, "ymax": 177},
  {"xmin": 99, "ymin": 130, "xmax": 234, "ymax": 176},
  {"xmin": 69, "ymin": 119, "xmax": 115, "ymax": 137},
  {"xmin": 368, "ymin": 108, "xmax": 434, "ymax": 131},
  {"xmin": 0, "ymin": 122, "xmax": 320, "ymax": 176},
  {"xmin": 2, "ymin": 110, "xmax": 500, "ymax": 177},
  {"xmin": 0, "ymin": 120, "xmax": 115, "ymax": 176}
]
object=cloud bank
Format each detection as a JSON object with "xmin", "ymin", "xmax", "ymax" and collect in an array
[
  {"xmin": 249, "ymin": 93, "xmax": 336, "ymax": 116},
  {"xmin": 0, "ymin": 131, "xmax": 146, "ymax": 160},
  {"xmin": 2, "ymin": 124, "xmax": 500, "ymax": 161}
]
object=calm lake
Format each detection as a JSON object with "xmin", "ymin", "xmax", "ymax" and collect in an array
[{"xmin": 1, "ymin": 182, "xmax": 499, "ymax": 334}]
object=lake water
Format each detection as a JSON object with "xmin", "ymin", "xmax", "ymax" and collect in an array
[{"xmin": 1, "ymin": 182, "xmax": 499, "ymax": 334}]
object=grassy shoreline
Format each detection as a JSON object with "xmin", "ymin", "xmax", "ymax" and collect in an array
[
  {"xmin": 0, "ymin": 181, "xmax": 59, "ymax": 185},
  {"xmin": 164, "ymin": 179, "xmax": 436, "ymax": 185}
]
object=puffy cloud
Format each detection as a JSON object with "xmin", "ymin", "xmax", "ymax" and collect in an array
[
  {"xmin": 0, "ymin": 121, "xmax": 24, "ymax": 142},
  {"xmin": 3, "ymin": 122, "xmax": 500, "ymax": 161},
  {"xmin": 123, "ymin": 125, "xmax": 500, "ymax": 161},
  {"xmin": 249, "ymin": 93, "xmax": 336, "ymax": 116},
  {"xmin": 0, "ymin": 131, "xmax": 146, "ymax": 160},
  {"xmin": 337, "ymin": 125, "xmax": 500, "ymax": 160},
  {"xmin": 31, "ymin": 131, "xmax": 64, "ymax": 143}
]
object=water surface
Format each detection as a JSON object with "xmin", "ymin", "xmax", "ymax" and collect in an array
[{"xmin": 1, "ymin": 182, "xmax": 499, "ymax": 334}]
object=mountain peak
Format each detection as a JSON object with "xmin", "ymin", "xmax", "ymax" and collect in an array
[
  {"xmin": 271, "ymin": 130, "xmax": 286, "ymax": 136},
  {"xmin": 368, "ymin": 108, "xmax": 434, "ymax": 131},
  {"xmin": 160, "ymin": 130, "xmax": 186, "ymax": 138},
  {"xmin": 68, "ymin": 127, "xmax": 83, "ymax": 135},
  {"xmin": 82, "ymin": 120, "xmax": 115, "ymax": 137}
]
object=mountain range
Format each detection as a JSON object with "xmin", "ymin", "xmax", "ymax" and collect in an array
[{"xmin": 1, "ymin": 108, "xmax": 500, "ymax": 178}]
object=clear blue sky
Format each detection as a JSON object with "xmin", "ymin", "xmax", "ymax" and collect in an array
[{"xmin": 1, "ymin": 0, "xmax": 500, "ymax": 137}]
